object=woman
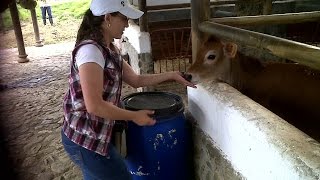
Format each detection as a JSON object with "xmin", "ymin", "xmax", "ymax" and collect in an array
[{"xmin": 61, "ymin": 0, "xmax": 196, "ymax": 179}]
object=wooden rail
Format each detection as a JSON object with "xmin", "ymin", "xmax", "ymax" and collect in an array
[
  {"xmin": 146, "ymin": 0, "xmax": 237, "ymax": 11},
  {"xmin": 211, "ymin": 11, "xmax": 320, "ymax": 26}
]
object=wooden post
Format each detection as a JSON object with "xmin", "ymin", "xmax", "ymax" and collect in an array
[
  {"xmin": 30, "ymin": 8, "xmax": 43, "ymax": 47},
  {"xmin": 138, "ymin": 0, "xmax": 147, "ymax": 32},
  {"xmin": 9, "ymin": 1, "xmax": 29, "ymax": 63},
  {"xmin": 191, "ymin": 0, "xmax": 210, "ymax": 63}
]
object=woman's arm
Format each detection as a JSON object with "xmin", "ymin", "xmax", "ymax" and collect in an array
[
  {"xmin": 122, "ymin": 60, "xmax": 196, "ymax": 88},
  {"xmin": 78, "ymin": 62, "xmax": 155, "ymax": 126}
]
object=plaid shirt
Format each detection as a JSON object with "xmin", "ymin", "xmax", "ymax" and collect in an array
[{"xmin": 62, "ymin": 40, "xmax": 123, "ymax": 156}]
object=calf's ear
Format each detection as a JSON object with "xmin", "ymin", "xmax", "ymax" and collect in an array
[{"xmin": 223, "ymin": 42, "xmax": 237, "ymax": 58}]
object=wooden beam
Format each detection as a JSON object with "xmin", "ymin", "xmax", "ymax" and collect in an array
[
  {"xmin": 211, "ymin": 11, "xmax": 320, "ymax": 26},
  {"xmin": 146, "ymin": 1, "xmax": 237, "ymax": 11},
  {"xmin": 199, "ymin": 21, "xmax": 320, "ymax": 70},
  {"xmin": 191, "ymin": 0, "xmax": 210, "ymax": 63}
]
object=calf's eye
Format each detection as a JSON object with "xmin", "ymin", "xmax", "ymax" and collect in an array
[{"xmin": 207, "ymin": 54, "xmax": 216, "ymax": 60}]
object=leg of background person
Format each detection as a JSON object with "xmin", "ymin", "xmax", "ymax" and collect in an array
[
  {"xmin": 40, "ymin": 7, "xmax": 46, "ymax": 25},
  {"xmin": 47, "ymin": 6, "xmax": 53, "ymax": 25}
]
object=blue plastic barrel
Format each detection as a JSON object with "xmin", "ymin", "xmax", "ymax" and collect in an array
[{"xmin": 122, "ymin": 92, "xmax": 190, "ymax": 180}]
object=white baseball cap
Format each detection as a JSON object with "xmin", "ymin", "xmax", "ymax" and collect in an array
[{"xmin": 90, "ymin": 0, "xmax": 144, "ymax": 19}]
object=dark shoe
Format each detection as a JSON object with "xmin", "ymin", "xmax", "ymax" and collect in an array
[{"xmin": 49, "ymin": 18, "xmax": 53, "ymax": 25}]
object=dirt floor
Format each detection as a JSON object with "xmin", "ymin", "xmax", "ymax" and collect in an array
[{"xmin": 0, "ymin": 16, "xmax": 81, "ymax": 49}]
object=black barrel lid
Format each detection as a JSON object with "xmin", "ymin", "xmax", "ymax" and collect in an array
[{"xmin": 122, "ymin": 92, "xmax": 184, "ymax": 117}]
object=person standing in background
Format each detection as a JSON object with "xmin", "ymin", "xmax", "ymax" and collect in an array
[{"xmin": 39, "ymin": 0, "xmax": 53, "ymax": 25}]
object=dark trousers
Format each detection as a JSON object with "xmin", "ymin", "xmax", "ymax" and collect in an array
[{"xmin": 40, "ymin": 6, "xmax": 53, "ymax": 25}]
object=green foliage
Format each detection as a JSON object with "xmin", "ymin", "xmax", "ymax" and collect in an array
[
  {"xmin": 1, "ymin": 0, "xmax": 90, "ymax": 29},
  {"xmin": 49, "ymin": 0, "xmax": 90, "ymax": 21},
  {"xmin": 1, "ymin": 5, "xmax": 31, "ymax": 29}
]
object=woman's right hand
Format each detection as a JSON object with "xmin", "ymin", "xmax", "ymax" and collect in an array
[{"xmin": 132, "ymin": 110, "xmax": 156, "ymax": 126}]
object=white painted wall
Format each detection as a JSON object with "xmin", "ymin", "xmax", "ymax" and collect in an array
[
  {"xmin": 188, "ymin": 81, "xmax": 320, "ymax": 180},
  {"xmin": 118, "ymin": 20, "xmax": 152, "ymax": 81},
  {"xmin": 122, "ymin": 21, "xmax": 151, "ymax": 54}
]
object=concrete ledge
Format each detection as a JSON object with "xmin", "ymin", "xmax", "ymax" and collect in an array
[{"xmin": 187, "ymin": 81, "xmax": 320, "ymax": 180}]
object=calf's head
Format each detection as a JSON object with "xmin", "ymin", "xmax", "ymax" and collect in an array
[{"xmin": 187, "ymin": 37, "xmax": 238, "ymax": 83}]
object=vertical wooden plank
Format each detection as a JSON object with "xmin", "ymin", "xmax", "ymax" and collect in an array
[
  {"xmin": 173, "ymin": 31, "xmax": 176, "ymax": 57},
  {"xmin": 263, "ymin": 0, "xmax": 273, "ymax": 15},
  {"xmin": 180, "ymin": 30, "xmax": 184, "ymax": 58},
  {"xmin": 164, "ymin": 31, "xmax": 171, "ymax": 58},
  {"xmin": 156, "ymin": 33, "xmax": 165, "ymax": 60},
  {"xmin": 235, "ymin": 0, "xmax": 264, "ymax": 16},
  {"xmin": 191, "ymin": 0, "xmax": 210, "ymax": 63}
]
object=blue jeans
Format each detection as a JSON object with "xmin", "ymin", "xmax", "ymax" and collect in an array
[
  {"xmin": 61, "ymin": 131, "xmax": 132, "ymax": 180},
  {"xmin": 40, "ymin": 6, "xmax": 53, "ymax": 25}
]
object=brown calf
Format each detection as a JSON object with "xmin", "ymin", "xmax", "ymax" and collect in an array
[{"xmin": 187, "ymin": 37, "xmax": 320, "ymax": 141}]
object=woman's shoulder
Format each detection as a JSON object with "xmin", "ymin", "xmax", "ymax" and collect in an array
[
  {"xmin": 72, "ymin": 40, "xmax": 102, "ymax": 58},
  {"xmin": 77, "ymin": 39, "xmax": 99, "ymax": 46},
  {"xmin": 75, "ymin": 40, "xmax": 103, "ymax": 51},
  {"xmin": 75, "ymin": 40, "xmax": 120, "ymax": 57}
]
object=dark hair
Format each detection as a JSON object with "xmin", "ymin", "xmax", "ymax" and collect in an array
[{"xmin": 75, "ymin": 9, "xmax": 119, "ymax": 46}]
